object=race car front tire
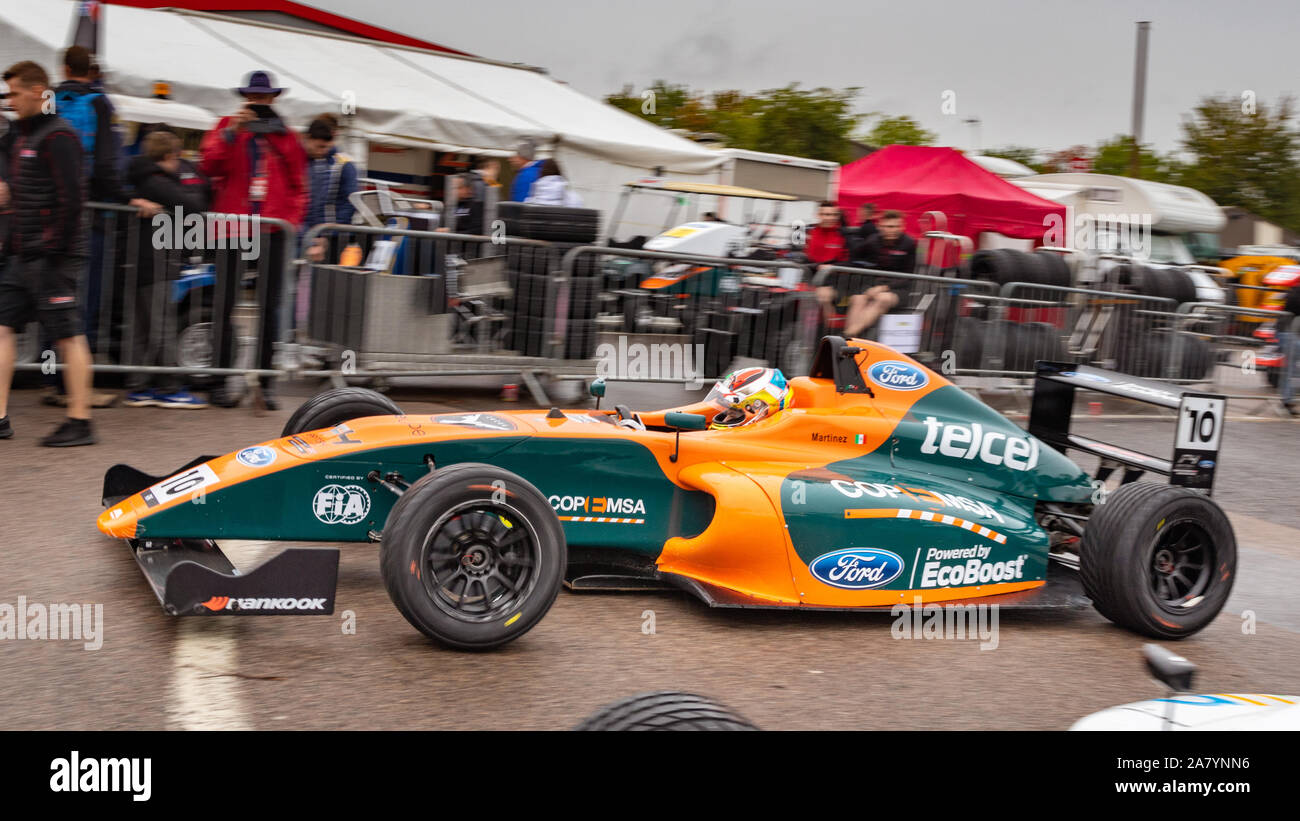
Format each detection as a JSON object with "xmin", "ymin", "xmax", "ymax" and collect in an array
[
  {"xmin": 1080, "ymin": 482, "xmax": 1236, "ymax": 639},
  {"xmin": 280, "ymin": 387, "xmax": 403, "ymax": 437},
  {"xmin": 380, "ymin": 463, "xmax": 566, "ymax": 650}
]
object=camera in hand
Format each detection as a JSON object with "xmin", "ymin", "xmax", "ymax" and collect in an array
[{"xmin": 245, "ymin": 104, "xmax": 284, "ymax": 134}]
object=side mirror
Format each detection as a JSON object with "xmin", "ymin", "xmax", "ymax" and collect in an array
[
  {"xmin": 1143, "ymin": 644, "xmax": 1197, "ymax": 692},
  {"xmin": 664, "ymin": 412, "xmax": 708, "ymax": 463},
  {"xmin": 589, "ymin": 378, "xmax": 606, "ymax": 409},
  {"xmin": 664, "ymin": 411, "xmax": 708, "ymax": 431}
]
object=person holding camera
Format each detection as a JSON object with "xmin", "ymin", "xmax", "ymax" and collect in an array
[{"xmin": 199, "ymin": 70, "xmax": 307, "ymax": 409}]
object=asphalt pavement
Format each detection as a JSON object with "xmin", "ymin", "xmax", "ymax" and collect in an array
[{"xmin": 0, "ymin": 379, "xmax": 1296, "ymax": 731}]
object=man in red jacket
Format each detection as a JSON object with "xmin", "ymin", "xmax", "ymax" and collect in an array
[
  {"xmin": 200, "ymin": 70, "xmax": 307, "ymax": 409},
  {"xmin": 804, "ymin": 201, "xmax": 849, "ymax": 265}
]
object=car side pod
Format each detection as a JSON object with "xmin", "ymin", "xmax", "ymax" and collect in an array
[{"xmin": 102, "ymin": 462, "xmax": 340, "ymax": 617}]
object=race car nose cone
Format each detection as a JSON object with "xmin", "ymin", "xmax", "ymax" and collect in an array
[{"xmin": 97, "ymin": 504, "xmax": 138, "ymax": 539}]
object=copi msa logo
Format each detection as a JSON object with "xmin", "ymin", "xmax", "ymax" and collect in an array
[
  {"xmin": 920, "ymin": 417, "xmax": 1040, "ymax": 471},
  {"xmin": 548, "ymin": 495, "xmax": 647, "ymax": 515},
  {"xmin": 829, "ymin": 480, "xmax": 1006, "ymax": 524},
  {"xmin": 312, "ymin": 484, "xmax": 371, "ymax": 525},
  {"xmin": 200, "ymin": 596, "xmax": 328, "ymax": 612},
  {"xmin": 808, "ymin": 548, "xmax": 905, "ymax": 589}
]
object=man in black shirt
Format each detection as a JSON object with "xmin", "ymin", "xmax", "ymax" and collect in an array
[
  {"xmin": 858, "ymin": 209, "xmax": 917, "ymax": 273},
  {"xmin": 0, "ymin": 61, "xmax": 97, "ymax": 445},
  {"xmin": 847, "ymin": 202, "xmax": 878, "ymax": 260}
]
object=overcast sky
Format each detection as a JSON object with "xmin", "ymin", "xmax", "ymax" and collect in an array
[{"xmin": 315, "ymin": 0, "xmax": 1296, "ymax": 157}]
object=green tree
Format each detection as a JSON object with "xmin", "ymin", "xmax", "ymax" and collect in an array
[
  {"xmin": 749, "ymin": 85, "xmax": 861, "ymax": 163},
  {"xmin": 1177, "ymin": 95, "xmax": 1300, "ymax": 231},
  {"xmin": 982, "ymin": 145, "xmax": 1049, "ymax": 173},
  {"xmin": 862, "ymin": 115, "xmax": 935, "ymax": 147},
  {"xmin": 605, "ymin": 83, "xmax": 861, "ymax": 163},
  {"xmin": 1091, "ymin": 134, "xmax": 1185, "ymax": 183}
]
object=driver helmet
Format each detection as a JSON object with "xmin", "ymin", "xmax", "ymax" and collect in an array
[{"xmin": 705, "ymin": 367, "xmax": 793, "ymax": 429}]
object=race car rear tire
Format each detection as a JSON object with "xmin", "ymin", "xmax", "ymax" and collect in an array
[
  {"xmin": 574, "ymin": 692, "xmax": 758, "ymax": 731},
  {"xmin": 380, "ymin": 463, "xmax": 566, "ymax": 650},
  {"xmin": 280, "ymin": 387, "xmax": 403, "ymax": 437},
  {"xmin": 1080, "ymin": 482, "xmax": 1236, "ymax": 639}
]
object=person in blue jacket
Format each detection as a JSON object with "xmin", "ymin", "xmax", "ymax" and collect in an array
[{"xmin": 508, "ymin": 139, "xmax": 542, "ymax": 203}]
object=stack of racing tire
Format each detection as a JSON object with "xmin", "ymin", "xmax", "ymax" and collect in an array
[
  {"xmin": 957, "ymin": 249, "xmax": 1072, "ymax": 372},
  {"xmin": 693, "ymin": 283, "xmax": 804, "ymax": 378},
  {"xmin": 1110, "ymin": 262, "xmax": 1212, "ymax": 379},
  {"xmin": 498, "ymin": 202, "xmax": 602, "ymax": 359}
]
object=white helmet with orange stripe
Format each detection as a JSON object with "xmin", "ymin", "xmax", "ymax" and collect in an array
[{"xmin": 704, "ymin": 367, "xmax": 793, "ymax": 429}]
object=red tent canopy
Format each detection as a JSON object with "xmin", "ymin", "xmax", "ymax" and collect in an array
[{"xmin": 836, "ymin": 145, "xmax": 1064, "ymax": 244}]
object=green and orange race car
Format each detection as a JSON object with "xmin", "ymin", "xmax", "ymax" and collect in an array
[{"xmin": 98, "ymin": 336, "xmax": 1237, "ymax": 649}]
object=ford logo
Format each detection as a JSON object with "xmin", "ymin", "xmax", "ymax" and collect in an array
[
  {"xmin": 809, "ymin": 548, "xmax": 905, "ymax": 590},
  {"xmin": 868, "ymin": 361, "xmax": 929, "ymax": 391},
  {"xmin": 236, "ymin": 446, "xmax": 277, "ymax": 468}
]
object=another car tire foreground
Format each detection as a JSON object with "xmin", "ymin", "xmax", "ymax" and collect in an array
[
  {"xmin": 380, "ymin": 464, "xmax": 566, "ymax": 650},
  {"xmin": 1081, "ymin": 483, "xmax": 1236, "ymax": 639},
  {"xmin": 575, "ymin": 692, "xmax": 758, "ymax": 731}
]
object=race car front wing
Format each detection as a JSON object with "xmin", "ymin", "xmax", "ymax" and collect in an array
[{"xmin": 103, "ymin": 461, "xmax": 339, "ymax": 616}]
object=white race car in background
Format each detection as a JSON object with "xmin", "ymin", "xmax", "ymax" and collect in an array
[{"xmin": 1071, "ymin": 645, "xmax": 1299, "ymax": 730}]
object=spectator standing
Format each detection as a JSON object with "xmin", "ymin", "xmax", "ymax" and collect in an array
[
  {"xmin": 1280, "ymin": 284, "xmax": 1300, "ymax": 415},
  {"xmin": 123, "ymin": 129, "xmax": 211, "ymax": 408},
  {"xmin": 199, "ymin": 70, "xmax": 307, "ymax": 410},
  {"xmin": 439, "ymin": 173, "xmax": 484, "ymax": 237},
  {"xmin": 858, "ymin": 210, "xmax": 917, "ymax": 273},
  {"xmin": 303, "ymin": 117, "xmax": 358, "ymax": 262},
  {"xmin": 473, "ymin": 155, "xmax": 502, "ymax": 191},
  {"xmin": 0, "ymin": 61, "xmax": 97, "ymax": 446},
  {"xmin": 524, "ymin": 158, "xmax": 583, "ymax": 207},
  {"xmin": 508, "ymin": 139, "xmax": 542, "ymax": 202},
  {"xmin": 56, "ymin": 46, "xmax": 160, "ymax": 358}
]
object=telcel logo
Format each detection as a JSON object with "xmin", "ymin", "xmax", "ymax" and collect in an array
[
  {"xmin": 809, "ymin": 548, "xmax": 904, "ymax": 589},
  {"xmin": 869, "ymin": 360, "xmax": 929, "ymax": 391},
  {"xmin": 920, "ymin": 417, "xmax": 1040, "ymax": 471}
]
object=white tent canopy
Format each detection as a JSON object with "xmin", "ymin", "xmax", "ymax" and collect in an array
[{"xmin": 0, "ymin": 0, "xmax": 725, "ymax": 176}]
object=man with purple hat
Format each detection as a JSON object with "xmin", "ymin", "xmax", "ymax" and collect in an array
[{"xmin": 200, "ymin": 70, "xmax": 307, "ymax": 409}]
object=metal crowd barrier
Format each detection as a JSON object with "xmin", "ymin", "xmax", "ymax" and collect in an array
[
  {"xmin": 15, "ymin": 203, "xmax": 298, "ymax": 388},
  {"xmin": 1163, "ymin": 303, "xmax": 1295, "ymax": 393},
  {"xmin": 942, "ymin": 278, "xmax": 1295, "ymax": 401},
  {"xmin": 812, "ymin": 264, "xmax": 998, "ymax": 371},
  {"xmin": 558, "ymin": 245, "xmax": 818, "ymax": 381},
  {"xmin": 296, "ymin": 222, "xmax": 587, "ymax": 404}
]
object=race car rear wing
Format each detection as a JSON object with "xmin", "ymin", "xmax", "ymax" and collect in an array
[{"xmin": 1029, "ymin": 362, "xmax": 1226, "ymax": 494}]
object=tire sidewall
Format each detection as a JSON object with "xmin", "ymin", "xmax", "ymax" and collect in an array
[
  {"xmin": 380, "ymin": 465, "xmax": 566, "ymax": 650},
  {"xmin": 1117, "ymin": 492, "xmax": 1236, "ymax": 637}
]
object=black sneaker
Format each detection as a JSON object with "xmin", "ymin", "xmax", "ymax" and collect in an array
[
  {"xmin": 209, "ymin": 385, "xmax": 240, "ymax": 408},
  {"xmin": 260, "ymin": 387, "xmax": 281, "ymax": 411},
  {"xmin": 40, "ymin": 418, "xmax": 96, "ymax": 447},
  {"xmin": 0, "ymin": 416, "xmax": 12, "ymax": 439}
]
